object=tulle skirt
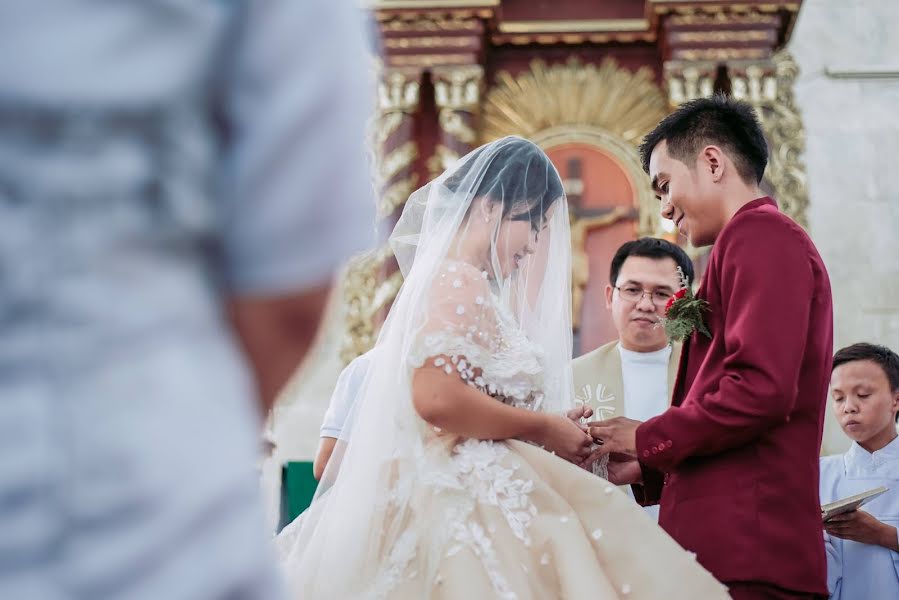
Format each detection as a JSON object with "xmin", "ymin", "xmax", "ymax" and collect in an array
[{"xmin": 277, "ymin": 438, "xmax": 730, "ymax": 599}]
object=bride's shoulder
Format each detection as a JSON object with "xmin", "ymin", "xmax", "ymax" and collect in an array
[
  {"xmin": 438, "ymin": 259, "xmax": 489, "ymax": 280},
  {"xmin": 425, "ymin": 260, "xmax": 496, "ymax": 323},
  {"xmin": 432, "ymin": 260, "xmax": 491, "ymax": 294}
]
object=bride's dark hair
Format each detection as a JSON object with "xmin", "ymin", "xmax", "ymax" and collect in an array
[{"xmin": 443, "ymin": 136, "xmax": 564, "ymax": 226}]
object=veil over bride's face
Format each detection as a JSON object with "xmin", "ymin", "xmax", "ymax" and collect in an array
[
  {"xmin": 460, "ymin": 195, "xmax": 558, "ymax": 280},
  {"xmin": 389, "ymin": 137, "xmax": 572, "ymax": 395},
  {"xmin": 436, "ymin": 138, "xmax": 565, "ymax": 284},
  {"xmin": 496, "ymin": 216, "xmax": 540, "ymax": 278}
]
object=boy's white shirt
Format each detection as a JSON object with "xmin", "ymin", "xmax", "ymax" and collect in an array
[{"xmin": 820, "ymin": 434, "xmax": 899, "ymax": 599}]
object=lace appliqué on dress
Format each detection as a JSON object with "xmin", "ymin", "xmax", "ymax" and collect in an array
[
  {"xmin": 388, "ymin": 261, "xmax": 553, "ymax": 599},
  {"xmin": 366, "ymin": 530, "xmax": 419, "ymax": 599},
  {"xmin": 447, "ymin": 519, "xmax": 517, "ymax": 600},
  {"xmin": 408, "ymin": 261, "xmax": 547, "ymax": 410},
  {"xmin": 441, "ymin": 439, "xmax": 535, "ymax": 600},
  {"xmin": 450, "ymin": 439, "xmax": 537, "ymax": 545},
  {"xmin": 409, "ymin": 331, "xmax": 545, "ymax": 409}
]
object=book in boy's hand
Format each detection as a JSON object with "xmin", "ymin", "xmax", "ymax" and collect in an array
[{"xmin": 821, "ymin": 486, "xmax": 889, "ymax": 522}]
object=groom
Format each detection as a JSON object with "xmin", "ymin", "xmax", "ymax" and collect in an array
[{"xmin": 589, "ymin": 96, "xmax": 833, "ymax": 599}]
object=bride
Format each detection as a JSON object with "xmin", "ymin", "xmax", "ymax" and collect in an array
[{"xmin": 276, "ymin": 136, "xmax": 729, "ymax": 599}]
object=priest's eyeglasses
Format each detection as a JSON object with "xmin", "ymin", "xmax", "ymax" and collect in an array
[{"xmin": 614, "ymin": 285, "xmax": 673, "ymax": 306}]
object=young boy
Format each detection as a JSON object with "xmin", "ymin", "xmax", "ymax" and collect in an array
[{"xmin": 820, "ymin": 343, "xmax": 899, "ymax": 598}]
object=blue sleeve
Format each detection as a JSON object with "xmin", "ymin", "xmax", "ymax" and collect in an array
[
  {"xmin": 819, "ymin": 456, "xmax": 842, "ymax": 598},
  {"xmin": 892, "ymin": 527, "xmax": 899, "ymax": 590},
  {"xmin": 824, "ymin": 532, "xmax": 842, "ymax": 599},
  {"xmin": 219, "ymin": 0, "xmax": 376, "ymax": 294}
]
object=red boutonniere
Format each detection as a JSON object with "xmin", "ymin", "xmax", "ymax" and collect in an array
[{"xmin": 662, "ymin": 267, "xmax": 711, "ymax": 342}]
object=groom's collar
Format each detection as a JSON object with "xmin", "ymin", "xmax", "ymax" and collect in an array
[
  {"xmin": 711, "ymin": 197, "xmax": 778, "ymax": 249},
  {"xmin": 734, "ymin": 196, "xmax": 777, "ymax": 217}
]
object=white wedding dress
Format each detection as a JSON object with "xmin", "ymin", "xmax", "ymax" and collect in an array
[
  {"xmin": 277, "ymin": 261, "xmax": 728, "ymax": 599},
  {"xmin": 275, "ymin": 137, "xmax": 729, "ymax": 599}
]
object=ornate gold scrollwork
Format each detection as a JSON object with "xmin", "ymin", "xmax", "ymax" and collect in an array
[
  {"xmin": 388, "ymin": 54, "xmax": 474, "ymax": 68},
  {"xmin": 377, "ymin": 141, "xmax": 418, "ymax": 191},
  {"xmin": 729, "ymin": 63, "xmax": 779, "ymax": 107},
  {"xmin": 341, "ymin": 68, "xmax": 423, "ymax": 364},
  {"xmin": 671, "ymin": 30, "xmax": 773, "ymax": 44},
  {"xmin": 481, "ymin": 58, "xmax": 668, "ymax": 147},
  {"xmin": 653, "ymin": 2, "xmax": 799, "ymax": 17},
  {"xmin": 384, "ymin": 36, "xmax": 476, "ymax": 50},
  {"xmin": 372, "ymin": 70, "xmax": 422, "ymax": 217},
  {"xmin": 379, "ymin": 16, "xmax": 480, "ymax": 33},
  {"xmin": 427, "ymin": 144, "xmax": 461, "ymax": 180},
  {"xmin": 664, "ymin": 62, "xmax": 717, "ymax": 106},
  {"xmin": 490, "ymin": 18, "xmax": 654, "ymax": 45},
  {"xmin": 371, "ymin": 112, "xmax": 405, "ymax": 149},
  {"xmin": 340, "ymin": 244, "xmax": 401, "ymax": 364},
  {"xmin": 343, "ymin": 65, "xmax": 486, "ymax": 364},
  {"xmin": 433, "ymin": 66, "xmax": 483, "ymax": 112},
  {"xmin": 676, "ymin": 48, "xmax": 770, "ymax": 62},
  {"xmin": 761, "ymin": 51, "xmax": 809, "ymax": 228},
  {"xmin": 438, "ymin": 110, "xmax": 477, "ymax": 145},
  {"xmin": 480, "ymin": 58, "xmax": 668, "ymax": 237},
  {"xmin": 378, "ymin": 175, "xmax": 418, "ymax": 219},
  {"xmin": 378, "ymin": 69, "xmax": 421, "ymax": 113},
  {"xmin": 668, "ymin": 12, "xmax": 779, "ymax": 26},
  {"xmin": 430, "ymin": 65, "xmax": 483, "ymax": 178}
]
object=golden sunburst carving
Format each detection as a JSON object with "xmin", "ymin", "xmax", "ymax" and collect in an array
[
  {"xmin": 481, "ymin": 58, "xmax": 668, "ymax": 145},
  {"xmin": 481, "ymin": 58, "xmax": 669, "ymax": 239}
]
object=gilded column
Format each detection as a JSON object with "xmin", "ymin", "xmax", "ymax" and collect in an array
[
  {"xmin": 374, "ymin": 67, "xmax": 422, "ymax": 219},
  {"xmin": 429, "ymin": 65, "xmax": 483, "ymax": 178},
  {"xmin": 341, "ymin": 67, "xmax": 422, "ymax": 364},
  {"xmin": 663, "ymin": 61, "xmax": 717, "ymax": 108},
  {"xmin": 730, "ymin": 53, "xmax": 809, "ymax": 229}
]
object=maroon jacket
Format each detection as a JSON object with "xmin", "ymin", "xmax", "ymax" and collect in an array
[{"xmin": 635, "ymin": 198, "xmax": 832, "ymax": 594}]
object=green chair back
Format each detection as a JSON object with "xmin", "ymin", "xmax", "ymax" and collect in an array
[{"xmin": 278, "ymin": 461, "xmax": 319, "ymax": 532}]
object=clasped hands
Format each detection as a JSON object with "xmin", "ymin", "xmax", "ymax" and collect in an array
[{"xmin": 556, "ymin": 407, "xmax": 643, "ymax": 486}]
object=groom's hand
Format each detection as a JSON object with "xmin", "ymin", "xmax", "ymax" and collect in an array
[
  {"xmin": 587, "ymin": 417, "xmax": 642, "ymax": 458},
  {"xmin": 606, "ymin": 456, "xmax": 643, "ymax": 486}
]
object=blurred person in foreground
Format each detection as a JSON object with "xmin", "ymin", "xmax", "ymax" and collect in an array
[{"xmin": 0, "ymin": 2, "xmax": 375, "ymax": 598}]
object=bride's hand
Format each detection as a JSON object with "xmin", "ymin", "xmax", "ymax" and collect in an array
[
  {"xmin": 536, "ymin": 414, "xmax": 594, "ymax": 464},
  {"xmin": 565, "ymin": 405, "xmax": 593, "ymax": 433}
]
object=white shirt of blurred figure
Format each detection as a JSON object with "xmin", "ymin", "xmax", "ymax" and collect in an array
[
  {"xmin": 0, "ymin": 2, "xmax": 375, "ymax": 599},
  {"xmin": 320, "ymin": 350, "xmax": 375, "ymax": 440}
]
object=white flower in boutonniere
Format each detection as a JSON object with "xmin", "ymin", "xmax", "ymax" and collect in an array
[{"xmin": 661, "ymin": 266, "xmax": 711, "ymax": 343}]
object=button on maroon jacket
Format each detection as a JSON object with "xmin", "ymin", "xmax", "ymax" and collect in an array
[{"xmin": 635, "ymin": 198, "xmax": 833, "ymax": 595}]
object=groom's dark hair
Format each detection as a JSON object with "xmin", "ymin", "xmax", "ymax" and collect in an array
[
  {"xmin": 609, "ymin": 238, "xmax": 694, "ymax": 287},
  {"xmin": 639, "ymin": 95, "xmax": 768, "ymax": 185}
]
